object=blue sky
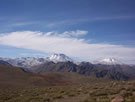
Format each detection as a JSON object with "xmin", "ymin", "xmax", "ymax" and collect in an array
[{"xmin": 0, "ymin": 0, "xmax": 135, "ymax": 64}]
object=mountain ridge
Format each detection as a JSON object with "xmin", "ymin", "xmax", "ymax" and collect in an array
[
  {"xmin": 0, "ymin": 54, "xmax": 135, "ymax": 81},
  {"xmin": 30, "ymin": 61, "xmax": 135, "ymax": 81},
  {"xmin": 0, "ymin": 53, "xmax": 73, "ymax": 68}
]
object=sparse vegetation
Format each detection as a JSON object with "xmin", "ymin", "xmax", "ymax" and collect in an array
[
  {"xmin": 0, "ymin": 80, "xmax": 135, "ymax": 102},
  {"xmin": 0, "ymin": 64, "xmax": 135, "ymax": 102}
]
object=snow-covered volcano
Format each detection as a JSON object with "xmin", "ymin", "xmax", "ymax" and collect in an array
[
  {"xmin": 46, "ymin": 53, "xmax": 73, "ymax": 63},
  {"xmin": 93, "ymin": 58, "xmax": 122, "ymax": 65}
]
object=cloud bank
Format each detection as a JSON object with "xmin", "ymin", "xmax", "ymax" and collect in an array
[{"xmin": 0, "ymin": 31, "xmax": 135, "ymax": 64}]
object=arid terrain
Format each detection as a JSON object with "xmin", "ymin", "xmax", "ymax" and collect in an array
[{"xmin": 0, "ymin": 64, "xmax": 135, "ymax": 102}]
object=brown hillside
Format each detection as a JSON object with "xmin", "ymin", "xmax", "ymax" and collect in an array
[{"xmin": 0, "ymin": 65, "xmax": 68, "ymax": 89}]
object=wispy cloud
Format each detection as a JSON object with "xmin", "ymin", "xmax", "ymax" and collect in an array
[
  {"xmin": 0, "ymin": 31, "xmax": 135, "ymax": 64},
  {"xmin": 44, "ymin": 30, "xmax": 88, "ymax": 37},
  {"xmin": 20, "ymin": 53, "xmax": 47, "ymax": 57},
  {"xmin": 1, "ymin": 15, "xmax": 134, "ymax": 30},
  {"xmin": 62, "ymin": 30, "xmax": 88, "ymax": 37},
  {"xmin": 46, "ymin": 15, "xmax": 135, "ymax": 27},
  {"xmin": 11, "ymin": 22, "xmax": 37, "ymax": 27},
  {"xmin": 91, "ymin": 15, "xmax": 135, "ymax": 21}
]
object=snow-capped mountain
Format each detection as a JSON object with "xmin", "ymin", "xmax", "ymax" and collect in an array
[
  {"xmin": 46, "ymin": 53, "xmax": 73, "ymax": 63},
  {"xmin": 0, "ymin": 53, "xmax": 73, "ymax": 68},
  {"xmin": 0, "ymin": 57, "xmax": 47, "ymax": 68},
  {"xmin": 1, "ymin": 56, "xmax": 135, "ymax": 81},
  {"xmin": 93, "ymin": 58, "xmax": 122, "ymax": 65}
]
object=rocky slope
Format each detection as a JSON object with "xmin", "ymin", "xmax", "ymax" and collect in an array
[{"xmin": 31, "ymin": 61, "xmax": 135, "ymax": 80}]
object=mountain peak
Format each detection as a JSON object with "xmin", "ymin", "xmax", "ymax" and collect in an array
[
  {"xmin": 93, "ymin": 58, "xmax": 121, "ymax": 65},
  {"xmin": 102, "ymin": 58, "xmax": 117, "ymax": 62},
  {"xmin": 46, "ymin": 53, "xmax": 73, "ymax": 63}
]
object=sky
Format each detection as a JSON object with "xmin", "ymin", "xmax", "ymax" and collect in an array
[{"xmin": 0, "ymin": 0, "xmax": 135, "ymax": 64}]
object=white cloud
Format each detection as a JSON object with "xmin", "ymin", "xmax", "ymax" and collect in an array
[
  {"xmin": 62, "ymin": 30, "xmax": 88, "ymax": 37},
  {"xmin": 44, "ymin": 30, "xmax": 88, "ymax": 37},
  {"xmin": 45, "ymin": 32, "xmax": 54, "ymax": 36},
  {"xmin": 0, "ymin": 31, "xmax": 135, "ymax": 64}
]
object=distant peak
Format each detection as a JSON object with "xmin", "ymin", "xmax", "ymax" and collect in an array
[
  {"xmin": 102, "ymin": 58, "xmax": 117, "ymax": 62},
  {"xmin": 93, "ymin": 57, "xmax": 121, "ymax": 65}
]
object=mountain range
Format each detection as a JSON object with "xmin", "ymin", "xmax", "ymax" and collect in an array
[
  {"xmin": 0, "ymin": 53, "xmax": 135, "ymax": 81},
  {"xmin": 0, "ymin": 53, "xmax": 72, "ymax": 68},
  {"xmin": 31, "ymin": 61, "xmax": 135, "ymax": 80},
  {"xmin": 0, "ymin": 54, "xmax": 126, "ymax": 69}
]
